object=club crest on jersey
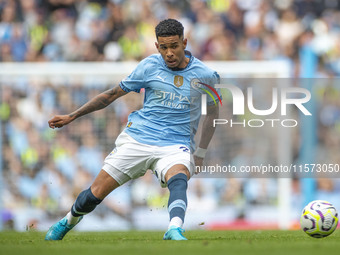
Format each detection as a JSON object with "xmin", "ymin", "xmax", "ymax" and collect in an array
[
  {"xmin": 127, "ymin": 122, "xmax": 133, "ymax": 127},
  {"xmin": 174, "ymin": 75, "xmax": 184, "ymax": 88},
  {"xmin": 190, "ymin": 78, "xmax": 201, "ymax": 89}
]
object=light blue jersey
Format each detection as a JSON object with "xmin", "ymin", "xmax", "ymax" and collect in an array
[{"xmin": 119, "ymin": 51, "xmax": 220, "ymax": 150}]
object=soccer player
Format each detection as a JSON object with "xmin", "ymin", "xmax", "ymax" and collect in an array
[{"xmin": 45, "ymin": 19, "xmax": 220, "ymax": 241}]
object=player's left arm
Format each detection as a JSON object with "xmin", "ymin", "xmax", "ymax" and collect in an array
[{"xmin": 194, "ymin": 103, "xmax": 219, "ymax": 172}]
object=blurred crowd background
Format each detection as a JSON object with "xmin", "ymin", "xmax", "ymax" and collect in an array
[
  {"xmin": 1, "ymin": 0, "xmax": 340, "ymax": 72},
  {"xmin": 1, "ymin": 0, "xmax": 340, "ymax": 231}
]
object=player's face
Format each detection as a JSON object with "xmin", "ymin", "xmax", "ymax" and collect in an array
[{"xmin": 155, "ymin": 35, "xmax": 188, "ymax": 69}]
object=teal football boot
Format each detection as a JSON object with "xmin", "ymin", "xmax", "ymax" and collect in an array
[
  {"xmin": 163, "ymin": 226, "xmax": 187, "ymax": 240},
  {"xmin": 45, "ymin": 216, "xmax": 83, "ymax": 241}
]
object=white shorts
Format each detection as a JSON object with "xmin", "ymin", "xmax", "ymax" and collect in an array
[{"xmin": 102, "ymin": 132, "xmax": 194, "ymax": 187}]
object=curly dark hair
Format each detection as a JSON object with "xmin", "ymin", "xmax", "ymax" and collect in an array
[{"xmin": 155, "ymin": 19, "xmax": 184, "ymax": 39}]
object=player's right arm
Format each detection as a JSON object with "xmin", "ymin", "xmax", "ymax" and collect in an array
[
  {"xmin": 194, "ymin": 103, "xmax": 219, "ymax": 171},
  {"xmin": 48, "ymin": 85, "xmax": 127, "ymax": 129}
]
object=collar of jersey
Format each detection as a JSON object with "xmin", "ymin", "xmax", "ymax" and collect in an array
[{"xmin": 162, "ymin": 50, "xmax": 193, "ymax": 72}]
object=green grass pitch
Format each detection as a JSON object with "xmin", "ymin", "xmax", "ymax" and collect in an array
[{"xmin": 1, "ymin": 230, "xmax": 340, "ymax": 255}]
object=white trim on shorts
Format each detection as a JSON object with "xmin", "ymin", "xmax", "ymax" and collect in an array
[{"xmin": 102, "ymin": 163, "xmax": 131, "ymax": 186}]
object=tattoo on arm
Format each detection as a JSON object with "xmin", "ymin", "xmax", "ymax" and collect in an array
[{"xmin": 69, "ymin": 86, "xmax": 126, "ymax": 119}]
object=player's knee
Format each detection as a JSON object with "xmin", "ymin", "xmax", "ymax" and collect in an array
[{"xmin": 165, "ymin": 165, "xmax": 190, "ymax": 183}]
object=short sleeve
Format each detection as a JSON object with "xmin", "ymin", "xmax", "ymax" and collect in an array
[
  {"xmin": 119, "ymin": 60, "xmax": 148, "ymax": 93},
  {"xmin": 205, "ymin": 72, "xmax": 222, "ymax": 106}
]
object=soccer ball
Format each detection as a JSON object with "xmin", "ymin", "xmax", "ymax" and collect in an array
[{"xmin": 300, "ymin": 200, "xmax": 338, "ymax": 238}]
